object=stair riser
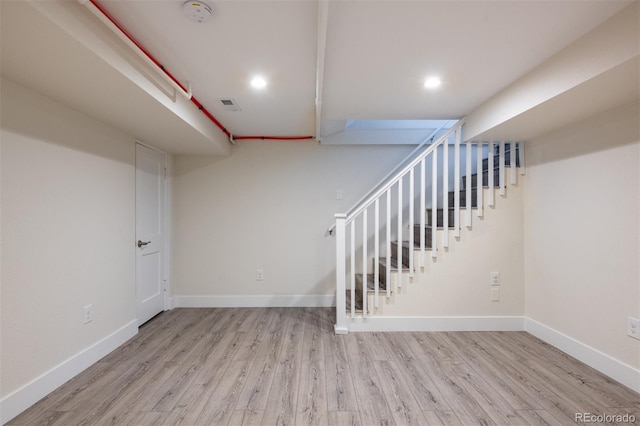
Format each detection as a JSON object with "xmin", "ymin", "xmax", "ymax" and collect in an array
[
  {"xmin": 390, "ymin": 243, "xmax": 411, "ymax": 267},
  {"xmin": 355, "ymin": 273, "xmax": 387, "ymax": 292},
  {"xmin": 413, "ymin": 226, "xmax": 433, "ymax": 248},
  {"xmin": 378, "ymin": 263, "xmax": 410, "ymax": 287},
  {"xmin": 345, "ymin": 291, "xmax": 387, "ymax": 316},
  {"xmin": 425, "ymin": 209, "xmax": 456, "ymax": 229},
  {"xmin": 448, "ymin": 188, "xmax": 478, "ymax": 208},
  {"xmin": 461, "ymin": 168, "xmax": 502, "ymax": 189},
  {"xmin": 346, "ymin": 288, "xmax": 364, "ymax": 312}
]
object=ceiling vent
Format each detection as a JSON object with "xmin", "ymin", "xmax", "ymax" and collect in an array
[{"xmin": 218, "ymin": 98, "xmax": 241, "ymax": 112}]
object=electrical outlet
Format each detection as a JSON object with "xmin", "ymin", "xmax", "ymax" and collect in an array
[
  {"xmin": 491, "ymin": 287, "xmax": 500, "ymax": 302},
  {"xmin": 256, "ymin": 268, "xmax": 264, "ymax": 281},
  {"xmin": 336, "ymin": 189, "xmax": 344, "ymax": 200},
  {"xmin": 491, "ymin": 272, "xmax": 500, "ymax": 286},
  {"xmin": 628, "ymin": 317, "xmax": 640, "ymax": 340},
  {"xmin": 83, "ymin": 304, "xmax": 93, "ymax": 324}
]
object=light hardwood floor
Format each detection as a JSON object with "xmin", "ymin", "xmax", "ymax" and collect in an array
[{"xmin": 9, "ymin": 308, "xmax": 640, "ymax": 425}]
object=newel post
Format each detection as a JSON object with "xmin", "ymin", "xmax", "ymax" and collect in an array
[{"xmin": 334, "ymin": 214, "xmax": 348, "ymax": 334}]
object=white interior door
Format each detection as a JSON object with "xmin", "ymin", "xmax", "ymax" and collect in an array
[{"xmin": 136, "ymin": 143, "xmax": 166, "ymax": 325}]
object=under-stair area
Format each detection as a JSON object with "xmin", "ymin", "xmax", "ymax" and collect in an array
[
  {"xmin": 352, "ymin": 144, "xmax": 520, "ymax": 313},
  {"xmin": 332, "ymin": 122, "xmax": 525, "ymax": 333}
]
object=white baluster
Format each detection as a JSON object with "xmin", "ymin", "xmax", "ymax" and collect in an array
[
  {"xmin": 454, "ymin": 129, "xmax": 461, "ymax": 238},
  {"xmin": 334, "ymin": 214, "xmax": 347, "ymax": 333},
  {"xmin": 443, "ymin": 135, "xmax": 449, "ymax": 248},
  {"xmin": 397, "ymin": 178, "xmax": 403, "ymax": 289},
  {"xmin": 374, "ymin": 199, "xmax": 379, "ymax": 309},
  {"xmin": 420, "ymin": 158, "xmax": 425, "ymax": 267},
  {"xmin": 499, "ymin": 141, "xmax": 506, "ymax": 197},
  {"xmin": 477, "ymin": 142, "xmax": 483, "ymax": 218},
  {"xmin": 465, "ymin": 141, "xmax": 472, "ymax": 228},
  {"xmin": 488, "ymin": 142, "xmax": 495, "ymax": 207},
  {"xmin": 431, "ymin": 148, "xmax": 437, "ymax": 259},
  {"xmin": 362, "ymin": 209, "xmax": 367, "ymax": 317},
  {"xmin": 350, "ymin": 221, "xmax": 355, "ymax": 318},
  {"xmin": 386, "ymin": 189, "xmax": 391, "ymax": 298},
  {"xmin": 510, "ymin": 142, "xmax": 517, "ymax": 185},
  {"xmin": 409, "ymin": 168, "xmax": 414, "ymax": 278},
  {"xmin": 518, "ymin": 142, "xmax": 526, "ymax": 175}
]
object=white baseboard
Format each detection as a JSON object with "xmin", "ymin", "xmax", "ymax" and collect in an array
[
  {"xmin": 0, "ymin": 320, "xmax": 138, "ymax": 425},
  {"xmin": 346, "ymin": 315, "xmax": 525, "ymax": 332},
  {"xmin": 174, "ymin": 294, "xmax": 336, "ymax": 308},
  {"xmin": 525, "ymin": 317, "xmax": 640, "ymax": 393},
  {"xmin": 167, "ymin": 296, "xmax": 176, "ymax": 310}
]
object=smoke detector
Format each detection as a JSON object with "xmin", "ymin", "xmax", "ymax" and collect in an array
[{"xmin": 183, "ymin": 1, "xmax": 213, "ymax": 23}]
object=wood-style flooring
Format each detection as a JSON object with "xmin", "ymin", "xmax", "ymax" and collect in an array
[{"xmin": 9, "ymin": 308, "xmax": 640, "ymax": 425}]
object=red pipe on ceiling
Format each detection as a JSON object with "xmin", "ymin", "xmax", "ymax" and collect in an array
[
  {"xmin": 88, "ymin": 0, "xmax": 314, "ymax": 142},
  {"xmin": 233, "ymin": 135, "xmax": 315, "ymax": 141}
]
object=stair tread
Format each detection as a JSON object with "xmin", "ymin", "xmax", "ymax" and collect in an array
[
  {"xmin": 393, "ymin": 240, "xmax": 438, "ymax": 251},
  {"xmin": 415, "ymin": 223, "xmax": 456, "ymax": 231},
  {"xmin": 345, "ymin": 289, "xmax": 364, "ymax": 311},
  {"xmin": 378, "ymin": 257, "xmax": 411, "ymax": 271},
  {"xmin": 391, "ymin": 240, "xmax": 414, "ymax": 249},
  {"xmin": 355, "ymin": 273, "xmax": 387, "ymax": 291},
  {"xmin": 425, "ymin": 207, "xmax": 478, "ymax": 210},
  {"xmin": 394, "ymin": 240, "xmax": 441, "ymax": 250}
]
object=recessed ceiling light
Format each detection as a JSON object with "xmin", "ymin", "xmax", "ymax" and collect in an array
[
  {"xmin": 250, "ymin": 76, "xmax": 267, "ymax": 89},
  {"xmin": 424, "ymin": 76, "xmax": 442, "ymax": 89}
]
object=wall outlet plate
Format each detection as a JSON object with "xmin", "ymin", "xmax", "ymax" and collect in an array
[
  {"xmin": 83, "ymin": 304, "xmax": 93, "ymax": 324},
  {"xmin": 627, "ymin": 317, "xmax": 640, "ymax": 340},
  {"xmin": 491, "ymin": 287, "xmax": 500, "ymax": 302},
  {"xmin": 256, "ymin": 268, "xmax": 264, "ymax": 281}
]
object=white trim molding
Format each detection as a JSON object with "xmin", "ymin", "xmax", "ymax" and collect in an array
[
  {"xmin": 346, "ymin": 315, "xmax": 525, "ymax": 332},
  {"xmin": 174, "ymin": 294, "xmax": 336, "ymax": 308},
  {"xmin": 0, "ymin": 320, "xmax": 138, "ymax": 425},
  {"xmin": 167, "ymin": 296, "xmax": 176, "ymax": 310},
  {"xmin": 525, "ymin": 317, "xmax": 640, "ymax": 393}
]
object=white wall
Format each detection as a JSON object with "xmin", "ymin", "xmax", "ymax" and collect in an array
[
  {"xmin": 524, "ymin": 101, "xmax": 640, "ymax": 371},
  {"xmin": 172, "ymin": 141, "xmax": 414, "ymax": 305},
  {"xmin": 0, "ymin": 79, "xmax": 137, "ymax": 421},
  {"xmin": 381, "ymin": 184, "xmax": 524, "ymax": 317}
]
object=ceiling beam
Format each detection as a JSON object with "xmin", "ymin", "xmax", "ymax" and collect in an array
[
  {"xmin": 315, "ymin": 0, "xmax": 329, "ymax": 142},
  {"xmin": 463, "ymin": 1, "xmax": 639, "ymax": 142}
]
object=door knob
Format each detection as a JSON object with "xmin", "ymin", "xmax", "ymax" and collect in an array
[{"xmin": 137, "ymin": 240, "xmax": 151, "ymax": 248}]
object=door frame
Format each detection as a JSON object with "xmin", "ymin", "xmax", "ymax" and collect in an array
[{"xmin": 135, "ymin": 140, "xmax": 171, "ymax": 319}]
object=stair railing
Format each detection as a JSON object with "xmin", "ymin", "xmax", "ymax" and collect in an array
[
  {"xmin": 330, "ymin": 120, "xmax": 525, "ymax": 334},
  {"xmin": 333, "ymin": 121, "xmax": 464, "ymax": 334},
  {"xmin": 333, "ymin": 120, "xmax": 525, "ymax": 334},
  {"xmin": 327, "ymin": 120, "xmax": 455, "ymax": 237}
]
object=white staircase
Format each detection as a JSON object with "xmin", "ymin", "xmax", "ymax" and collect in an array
[{"xmin": 331, "ymin": 121, "xmax": 525, "ymax": 334}]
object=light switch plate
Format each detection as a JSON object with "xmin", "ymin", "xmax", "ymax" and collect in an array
[
  {"xmin": 491, "ymin": 272, "xmax": 500, "ymax": 286},
  {"xmin": 628, "ymin": 317, "xmax": 640, "ymax": 340}
]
